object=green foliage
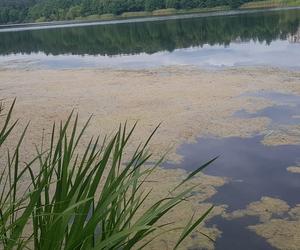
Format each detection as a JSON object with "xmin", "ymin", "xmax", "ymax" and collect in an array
[
  {"xmin": 227, "ymin": 0, "xmax": 243, "ymax": 9},
  {"xmin": 66, "ymin": 5, "xmax": 82, "ymax": 20},
  {"xmin": 0, "ymin": 100, "xmax": 216, "ymax": 249},
  {"xmin": 240, "ymin": 0, "xmax": 300, "ymax": 8},
  {"xmin": 0, "ymin": 0, "xmax": 277, "ymax": 24},
  {"xmin": 166, "ymin": 0, "xmax": 181, "ymax": 9},
  {"xmin": 145, "ymin": 0, "xmax": 165, "ymax": 11}
]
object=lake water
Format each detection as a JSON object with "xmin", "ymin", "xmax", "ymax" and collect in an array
[
  {"xmin": 167, "ymin": 135, "xmax": 300, "ymax": 250},
  {"xmin": 165, "ymin": 91, "xmax": 300, "ymax": 249},
  {"xmin": 0, "ymin": 8, "xmax": 300, "ymax": 69},
  {"xmin": 1, "ymin": 8, "xmax": 300, "ymax": 250}
]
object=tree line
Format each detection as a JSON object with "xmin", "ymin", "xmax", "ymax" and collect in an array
[
  {"xmin": 0, "ymin": 9, "xmax": 299, "ymax": 55},
  {"xmin": 0, "ymin": 0, "xmax": 257, "ymax": 24}
]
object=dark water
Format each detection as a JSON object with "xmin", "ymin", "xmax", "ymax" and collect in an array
[
  {"xmin": 164, "ymin": 90, "xmax": 300, "ymax": 249},
  {"xmin": 165, "ymin": 135, "xmax": 300, "ymax": 249},
  {"xmin": 235, "ymin": 91, "xmax": 300, "ymax": 126},
  {"xmin": 168, "ymin": 136, "xmax": 300, "ymax": 209},
  {"xmin": 208, "ymin": 216, "xmax": 274, "ymax": 250},
  {"xmin": 236, "ymin": 105, "xmax": 300, "ymax": 125},
  {"xmin": 0, "ymin": 8, "xmax": 300, "ymax": 69}
]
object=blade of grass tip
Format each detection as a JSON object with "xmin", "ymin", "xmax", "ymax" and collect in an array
[
  {"xmin": 52, "ymin": 111, "xmax": 74, "ymax": 166},
  {"xmin": 11, "ymin": 148, "xmax": 19, "ymax": 225},
  {"xmin": 123, "ymin": 121, "xmax": 137, "ymax": 147},
  {"xmin": 0, "ymin": 165, "xmax": 8, "ymax": 204},
  {"xmin": 48, "ymin": 122, "xmax": 55, "ymax": 164},
  {"xmin": 0, "ymin": 120, "xmax": 18, "ymax": 146},
  {"xmin": 112, "ymin": 124, "xmax": 121, "ymax": 175},
  {"xmin": 72, "ymin": 114, "xmax": 93, "ymax": 154},
  {"xmin": 115, "ymin": 123, "xmax": 127, "ymax": 174},
  {"xmin": 198, "ymin": 231, "xmax": 216, "ymax": 243},
  {"xmin": 174, "ymin": 156, "xmax": 219, "ymax": 190},
  {"xmin": 62, "ymin": 114, "xmax": 79, "ymax": 175},
  {"xmin": 129, "ymin": 153, "xmax": 152, "ymax": 175},
  {"xmin": 11, "ymin": 122, "xmax": 30, "ymax": 161},
  {"xmin": 0, "ymin": 98, "xmax": 16, "ymax": 144},
  {"xmin": 141, "ymin": 123, "xmax": 161, "ymax": 151},
  {"xmin": 67, "ymin": 154, "xmax": 79, "ymax": 188},
  {"xmin": 174, "ymin": 205, "xmax": 214, "ymax": 249},
  {"xmin": 7, "ymin": 149, "xmax": 12, "ymax": 209},
  {"xmin": 77, "ymin": 136, "xmax": 94, "ymax": 176},
  {"xmin": 99, "ymin": 134, "xmax": 107, "ymax": 154}
]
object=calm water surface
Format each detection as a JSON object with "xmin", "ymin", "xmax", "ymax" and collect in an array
[{"xmin": 0, "ymin": 8, "xmax": 300, "ymax": 69}]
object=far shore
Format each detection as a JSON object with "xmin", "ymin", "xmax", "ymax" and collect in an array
[{"xmin": 0, "ymin": 6, "xmax": 300, "ymax": 33}]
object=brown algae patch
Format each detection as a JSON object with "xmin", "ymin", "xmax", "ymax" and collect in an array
[
  {"xmin": 225, "ymin": 197, "xmax": 300, "ymax": 250},
  {"xmin": 262, "ymin": 125, "xmax": 300, "ymax": 146},
  {"xmin": 139, "ymin": 167, "xmax": 227, "ymax": 249},
  {"xmin": 224, "ymin": 197, "xmax": 290, "ymax": 222},
  {"xmin": 249, "ymin": 218, "xmax": 300, "ymax": 250},
  {"xmin": 287, "ymin": 166, "xmax": 300, "ymax": 174},
  {"xmin": 1, "ymin": 67, "xmax": 300, "ymax": 163}
]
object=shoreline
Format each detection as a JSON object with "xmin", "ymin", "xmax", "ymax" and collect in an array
[{"xmin": 0, "ymin": 6, "xmax": 300, "ymax": 33}]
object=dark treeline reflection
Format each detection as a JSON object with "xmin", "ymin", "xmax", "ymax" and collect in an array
[{"xmin": 1, "ymin": 9, "xmax": 300, "ymax": 56}]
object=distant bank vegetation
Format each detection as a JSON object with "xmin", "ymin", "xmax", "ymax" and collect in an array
[{"xmin": 0, "ymin": 0, "xmax": 299, "ymax": 25}]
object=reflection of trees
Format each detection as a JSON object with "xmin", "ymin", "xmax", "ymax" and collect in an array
[{"xmin": 0, "ymin": 9, "xmax": 299, "ymax": 56}]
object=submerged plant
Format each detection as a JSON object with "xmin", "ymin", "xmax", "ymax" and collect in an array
[{"xmin": 0, "ymin": 100, "xmax": 216, "ymax": 249}]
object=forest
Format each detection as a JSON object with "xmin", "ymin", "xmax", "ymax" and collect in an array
[{"xmin": 0, "ymin": 0, "xmax": 257, "ymax": 24}]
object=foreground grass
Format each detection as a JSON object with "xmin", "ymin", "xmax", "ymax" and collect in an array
[{"xmin": 0, "ymin": 100, "xmax": 216, "ymax": 249}]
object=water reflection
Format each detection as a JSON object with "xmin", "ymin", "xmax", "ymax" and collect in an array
[
  {"xmin": 165, "ymin": 90, "xmax": 300, "ymax": 249},
  {"xmin": 166, "ymin": 136, "xmax": 300, "ymax": 209},
  {"xmin": 1, "ymin": 39, "xmax": 300, "ymax": 69},
  {"xmin": 236, "ymin": 92, "xmax": 300, "ymax": 126},
  {"xmin": 165, "ymin": 135, "xmax": 300, "ymax": 249},
  {"xmin": 0, "ymin": 9, "xmax": 300, "ymax": 69}
]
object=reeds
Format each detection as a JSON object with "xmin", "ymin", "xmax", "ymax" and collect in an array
[{"xmin": 0, "ymin": 100, "xmax": 216, "ymax": 249}]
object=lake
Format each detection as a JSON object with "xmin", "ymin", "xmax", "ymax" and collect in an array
[
  {"xmin": 0, "ymin": 8, "xmax": 300, "ymax": 69},
  {"xmin": 1, "ymin": 7, "xmax": 300, "ymax": 250}
]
